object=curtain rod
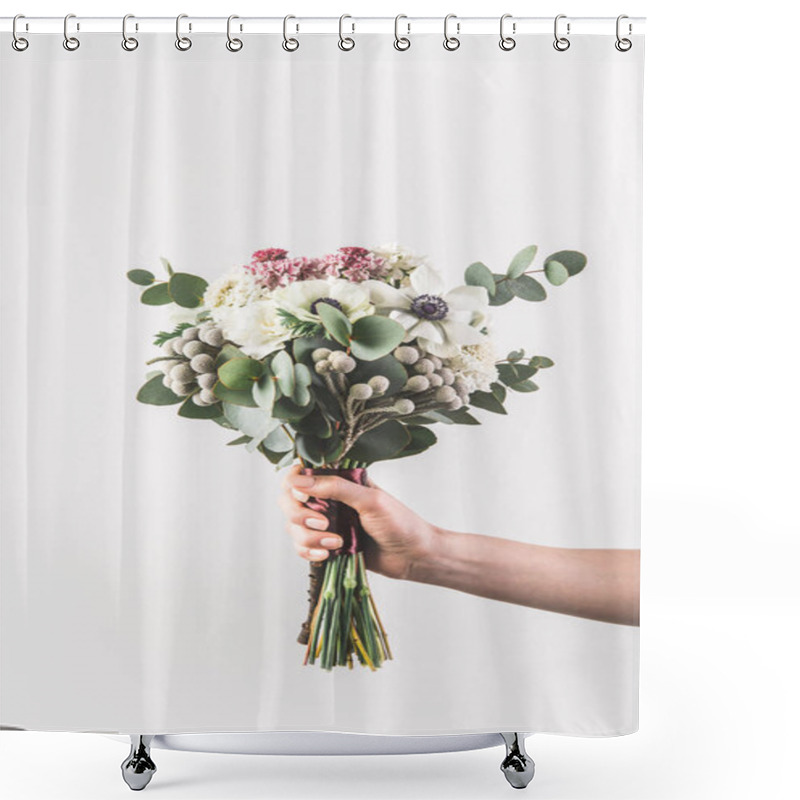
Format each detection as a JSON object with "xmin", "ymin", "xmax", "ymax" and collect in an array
[{"xmin": 1, "ymin": 16, "xmax": 646, "ymax": 36}]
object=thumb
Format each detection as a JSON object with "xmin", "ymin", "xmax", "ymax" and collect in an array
[{"xmin": 286, "ymin": 472, "xmax": 377, "ymax": 513}]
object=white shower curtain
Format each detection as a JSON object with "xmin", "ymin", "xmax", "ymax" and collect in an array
[{"xmin": 1, "ymin": 29, "xmax": 643, "ymax": 736}]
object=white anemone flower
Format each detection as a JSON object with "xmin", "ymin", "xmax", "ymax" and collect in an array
[
  {"xmin": 365, "ymin": 264, "xmax": 489, "ymax": 357},
  {"xmin": 273, "ymin": 278, "xmax": 374, "ymax": 324},
  {"xmin": 219, "ymin": 300, "xmax": 292, "ymax": 359}
]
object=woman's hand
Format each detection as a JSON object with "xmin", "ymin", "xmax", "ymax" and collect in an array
[{"xmin": 278, "ymin": 464, "xmax": 439, "ymax": 581}]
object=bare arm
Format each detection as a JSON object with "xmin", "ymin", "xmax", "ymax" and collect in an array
[{"xmin": 282, "ymin": 467, "xmax": 640, "ymax": 627}]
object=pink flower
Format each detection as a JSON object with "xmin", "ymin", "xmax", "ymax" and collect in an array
[
  {"xmin": 244, "ymin": 249, "xmax": 329, "ymax": 291},
  {"xmin": 252, "ymin": 248, "xmax": 288, "ymax": 263},
  {"xmin": 320, "ymin": 246, "xmax": 388, "ymax": 283}
]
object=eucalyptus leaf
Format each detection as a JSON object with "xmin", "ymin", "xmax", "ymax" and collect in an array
[
  {"xmin": 488, "ymin": 274, "xmax": 515, "ymax": 306},
  {"xmin": 388, "ymin": 426, "xmax": 437, "ymax": 459},
  {"xmin": 437, "ymin": 408, "xmax": 481, "ymax": 425},
  {"xmin": 168, "ymin": 272, "xmax": 208, "ymax": 309},
  {"xmin": 226, "ymin": 435, "xmax": 251, "ymax": 446},
  {"xmin": 468, "ymin": 390, "xmax": 507, "ymax": 415},
  {"xmin": 252, "ymin": 374, "xmax": 277, "ymax": 412},
  {"xmin": 136, "ymin": 374, "xmax": 182, "ymax": 405},
  {"xmin": 213, "ymin": 381, "xmax": 258, "ymax": 407},
  {"xmin": 545, "ymin": 250, "xmax": 587, "ymax": 276},
  {"xmin": 530, "ymin": 356, "xmax": 555, "ymax": 368},
  {"xmin": 127, "ymin": 269, "xmax": 155, "ymax": 286},
  {"xmin": 346, "ymin": 420, "xmax": 411, "ymax": 463},
  {"xmin": 506, "ymin": 245, "xmax": 538, "ymax": 279},
  {"xmin": 509, "ymin": 274, "xmax": 547, "ymax": 302},
  {"xmin": 316, "ymin": 303, "xmax": 352, "ymax": 346},
  {"xmin": 178, "ymin": 395, "xmax": 223, "ymax": 419},
  {"xmin": 222, "ymin": 402, "xmax": 280, "ymax": 443},
  {"xmin": 349, "ymin": 354, "xmax": 408, "ymax": 396},
  {"xmin": 490, "ymin": 382, "xmax": 507, "ymax": 402},
  {"xmin": 509, "ymin": 379, "xmax": 539, "ymax": 393},
  {"xmin": 263, "ymin": 426, "xmax": 293, "ymax": 453},
  {"xmin": 140, "ymin": 282, "xmax": 172, "ymax": 306},
  {"xmin": 464, "ymin": 262, "xmax": 496, "ymax": 296},
  {"xmin": 497, "ymin": 363, "xmax": 538, "ymax": 385},
  {"xmin": 273, "ymin": 396, "xmax": 314, "ymax": 422},
  {"xmin": 350, "ymin": 316, "xmax": 406, "ymax": 361},
  {"xmin": 293, "ymin": 335, "xmax": 343, "ymax": 366},
  {"xmin": 294, "ymin": 407, "xmax": 334, "ymax": 439},
  {"xmin": 544, "ymin": 260, "xmax": 570, "ymax": 286},
  {"xmin": 296, "ymin": 434, "xmax": 328, "ymax": 465},
  {"xmin": 293, "ymin": 383, "xmax": 312, "ymax": 406},
  {"xmin": 159, "ymin": 257, "xmax": 174, "ymax": 276},
  {"xmin": 218, "ymin": 357, "xmax": 263, "ymax": 391},
  {"xmin": 271, "ymin": 350, "xmax": 295, "ymax": 396}
]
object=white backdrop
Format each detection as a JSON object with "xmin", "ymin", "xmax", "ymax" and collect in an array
[
  {"xmin": 1, "ymin": 30, "xmax": 641, "ymax": 735},
  {"xmin": 1, "ymin": 2, "xmax": 799, "ymax": 800}
]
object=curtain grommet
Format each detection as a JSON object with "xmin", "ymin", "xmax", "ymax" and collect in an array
[
  {"xmin": 615, "ymin": 15, "xmax": 633, "ymax": 51},
  {"xmin": 394, "ymin": 15, "xmax": 411, "ymax": 51},
  {"xmin": 443, "ymin": 14, "xmax": 460, "ymax": 51},
  {"xmin": 553, "ymin": 14, "xmax": 571, "ymax": 52},
  {"xmin": 121, "ymin": 14, "xmax": 139, "ymax": 51},
  {"xmin": 338, "ymin": 14, "xmax": 355, "ymax": 51},
  {"xmin": 499, "ymin": 14, "xmax": 516, "ymax": 51},
  {"xmin": 226, "ymin": 15, "xmax": 243, "ymax": 52},
  {"xmin": 175, "ymin": 14, "xmax": 192, "ymax": 51},
  {"xmin": 12, "ymin": 15, "xmax": 29, "ymax": 51},
  {"xmin": 63, "ymin": 13, "xmax": 80, "ymax": 51},
  {"xmin": 282, "ymin": 15, "xmax": 299, "ymax": 52}
]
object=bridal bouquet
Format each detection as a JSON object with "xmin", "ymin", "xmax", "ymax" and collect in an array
[{"xmin": 127, "ymin": 243, "xmax": 586, "ymax": 670}]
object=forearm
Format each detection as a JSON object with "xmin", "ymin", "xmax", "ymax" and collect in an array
[{"xmin": 408, "ymin": 527, "xmax": 640, "ymax": 626}]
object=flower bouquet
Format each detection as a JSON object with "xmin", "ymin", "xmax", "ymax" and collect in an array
[{"xmin": 127, "ymin": 243, "xmax": 586, "ymax": 670}]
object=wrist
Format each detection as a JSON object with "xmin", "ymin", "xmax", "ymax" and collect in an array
[{"xmin": 406, "ymin": 523, "xmax": 450, "ymax": 584}]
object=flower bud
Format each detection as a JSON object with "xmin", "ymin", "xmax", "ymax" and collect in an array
[
  {"xmin": 161, "ymin": 339, "xmax": 177, "ymax": 356},
  {"xmin": 429, "ymin": 355, "xmax": 443, "ymax": 370},
  {"xmin": 428, "ymin": 373, "xmax": 444, "ymax": 388},
  {"xmin": 367, "ymin": 375, "xmax": 390, "ymax": 394},
  {"xmin": 315, "ymin": 360, "xmax": 332, "ymax": 374},
  {"xmin": 393, "ymin": 398, "xmax": 415, "ymax": 415},
  {"xmin": 182, "ymin": 326, "xmax": 199, "ymax": 342},
  {"xmin": 439, "ymin": 367, "xmax": 455, "ymax": 385},
  {"xmin": 197, "ymin": 372, "xmax": 217, "ymax": 390},
  {"xmin": 172, "ymin": 381, "xmax": 195, "ymax": 396},
  {"xmin": 190, "ymin": 354, "xmax": 216, "ymax": 374},
  {"xmin": 160, "ymin": 359, "xmax": 178, "ymax": 375},
  {"xmin": 448, "ymin": 397, "xmax": 464, "ymax": 410},
  {"xmin": 199, "ymin": 388, "xmax": 218, "ymax": 405},
  {"xmin": 435, "ymin": 386, "xmax": 457, "ymax": 404},
  {"xmin": 312, "ymin": 347, "xmax": 332, "ymax": 363},
  {"xmin": 453, "ymin": 377, "xmax": 470, "ymax": 394},
  {"xmin": 172, "ymin": 338, "xmax": 186, "ymax": 355},
  {"xmin": 349, "ymin": 383, "xmax": 374, "ymax": 401},
  {"xmin": 199, "ymin": 326, "xmax": 225, "ymax": 348},
  {"xmin": 330, "ymin": 354, "xmax": 356, "ymax": 373},
  {"xmin": 182, "ymin": 340, "xmax": 207, "ymax": 359},
  {"xmin": 414, "ymin": 358, "xmax": 435, "ymax": 375},
  {"xmin": 393, "ymin": 345, "xmax": 420, "ymax": 365},
  {"xmin": 170, "ymin": 363, "xmax": 195, "ymax": 384},
  {"xmin": 404, "ymin": 375, "xmax": 430, "ymax": 393},
  {"xmin": 192, "ymin": 391, "xmax": 213, "ymax": 406}
]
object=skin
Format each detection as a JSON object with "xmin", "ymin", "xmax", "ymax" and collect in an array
[{"xmin": 280, "ymin": 464, "xmax": 640, "ymax": 627}]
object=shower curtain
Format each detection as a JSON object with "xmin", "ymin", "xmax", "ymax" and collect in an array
[{"xmin": 0, "ymin": 26, "xmax": 643, "ymax": 737}]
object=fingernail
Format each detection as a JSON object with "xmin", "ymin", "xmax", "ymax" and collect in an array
[
  {"xmin": 320, "ymin": 536, "xmax": 342, "ymax": 548},
  {"xmin": 309, "ymin": 548, "xmax": 328, "ymax": 559},
  {"xmin": 292, "ymin": 475, "xmax": 316, "ymax": 488},
  {"xmin": 292, "ymin": 489, "xmax": 309, "ymax": 502},
  {"xmin": 305, "ymin": 518, "xmax": 328, "ymax": 531}
]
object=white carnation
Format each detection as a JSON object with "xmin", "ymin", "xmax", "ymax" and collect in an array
[
  {"xmin": 218, "ymin": 300, "xmax": 291, "ymax": 359},
  {"xmin": 372, "ymin": 243, "xmax": 430, "ymax": 286},
  {"xmin": 443, "ymin": 338, "xmax": 499, "ymax": 393},
  {"xmin": 203, "ymin": 266, "xmax": 271, "ymax": 327}
]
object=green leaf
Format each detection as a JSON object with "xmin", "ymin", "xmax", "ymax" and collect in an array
[
  {"xmin": 153, "ymin": 322, "xmax": 192, "ymax": 346},
  {"xmin": 226, "ymin": 435, "xmax": 251, "ymax": 446},
  {"xmin": 293, "ymin": 335, "xmax": 343, "ymax": 366},
  {"xmin": 468, "ymin": 390, "xmax": 507, "ymax": 415},
  {"xmin": 508, "ymin": 274, "xmax": 547, "ymax": 302},
  {"xmin": 272, "ymin": 396, "xmax": 313, "ymax": 422},
  {"xmin": 490, "ymin": 382, "xmax": 507, "ymax": 402},
  {"xmin": 509, "ymin": 379, "xmax": 539, "ymax": 393},
  {"xmin": 349, "ymin": 316, "xmax": 406, "ymax": 361},
  {"xmin": 292, "ymin": 363, "xmax": 313, "ymax": 405},
  {"xmin": 222, "ymin": 402, "xmax": 280, "ymax": 444},
  {"xmin": 544, "ymin": 260, "xmax": 570, "ymax": 286},
  {"xmin": 168, "ymin": 272, "xmax": 208, "ymax": 309},
  {"xmin": 464, "ymin": 262, "xmax": 496, "ymax": 296},
  {"xmin": 497, "ymin": 363, "xmax": 538, "ymax": 385},
  {"xmin": 252, "ymin": 373, "xmax": 277, "ymax": 412},
  {"xmin": 136, "ymin": 374, "xmax": 182, "ymax": 405},
  {"xmin": 140, "ymin": 282, "xmax": 172, "ymax": 306},
  {"xmin": 127, "ymin": 269, "xmax": 155, "ymax": 286},
  {"xmin": 507, "ymin": 349, "xmax": 525, "ymax": 362},
  {"xmin": 293, "ymin": 383, "xmax": 311, "ymax": 406},
  {"xmin": 316, "ymin": 303, "xmax": 352, "ymax": 346},
  {"xmin": 428, "ymin": 408, "xmax": 482, "ymax": 425},
  {"xmin": 215, "ymin": 342, "xmax": 247, "ymax": 368},
  {"xmin": 263, "ymin": 426, "xmax": 293, "ymax": 452},
  {"xmin": 388, "ymin": 425, "xmax": 438, "ymax": 459},
  {"xmin": 178, "ymin": 395, "xmax": 223, "ymax": 418},
  {"xmin": 218, "ymin": 357, "xmax": 263, "ymax": 391},
  {"xmin": 545, "ymin": 250, "xmax": 587, "ymax": 276},
  {"xmin": 296, "ymin": 434, "xmax": 328, "ymax": 465},
  {"xmin": 294, "ymin": 407, "xmax": 334, "ymax": 439},
  {"xmin": 489, "ymin": 274, "xmax": 515, "ymax": 306},
  {"xmin": 271, "ymin": 350, "xmax": 295, "ymax": 396},
  {"xmin": 213, "ymin": 381, "xmax": 258, "ymax": 407},
  {"xmin": 349, "ymin": 354, "xmax": 408, "ymax": 396},
  {"xmin": 259, "ymin": 445, "xmax": 294, "ymax": 465},
  {"xmin": 346, "ymin": 420, "xmax": 411, "ymax": 463},
  {"xmin": 506, "ymin": 245, "xmax": 538, "ymax": 279},
  {"xmin": 160, "ymin": 257, "xmax": 174, "ymax": 276},
  {"xmin": 530, "ymin": 356, "xmax": 555, "ymax": 368}
]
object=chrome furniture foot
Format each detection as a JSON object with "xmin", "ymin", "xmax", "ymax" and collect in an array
[
  {"xmin": 121, "ymin": 735, "xmax": 157, "ymax": 791},
  {"xmin": 500, "ymin": 732, "xmax": 535, "ymax": 789}
]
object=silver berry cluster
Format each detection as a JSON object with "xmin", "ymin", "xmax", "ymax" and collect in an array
[
  {"xmin": 393, "ymin": 345, "xmax": 468, "ymax": 411},
  {"xmin": 158, "ymin": 322, "xmax": 226, "ymax": 407}
]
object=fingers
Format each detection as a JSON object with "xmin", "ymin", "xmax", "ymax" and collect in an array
[
  {"xmin": 286, "ymin": 473, "xmax": 377, "ymax": 511},
  {"xmin": 288, "ymin": 523, "xmax": 344, "ymax": 562}
]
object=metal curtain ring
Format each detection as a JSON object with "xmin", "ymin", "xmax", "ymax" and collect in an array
[
  {"xmin": 553, "ymin": 14, "xmax": 570, "ymax": 51},
  {"xmin": 394, "ymin": 14, "xmax": 410, "ymax": 50},
  {"xmin": 12, "ymin": 14, "xmax": 29, "ymax": 51},
  {"xmin": 443, "ymin": 14, "xmax": 460, "ymax": 51},
  {"xmin": 338, "ymin": 14, "xmax": 355, "ymax": 51},
  {"xmin": 226, "ymin": 15, "xmax": 243, "ymax": 51},
  {"xmin": 63, "ymin": 13, "xmax": 80, "ymax": 51},
  {"xmin": 283, "ymin": 15, "xmax": 299, "ymax": 51},
  {"xmin": 615, "ymin": 14, "xmax": 632, "ymax": 51},
  {"xmin": 499, "ymin": 14, "xmax": 516, "ymax": 51},
  {"xmin": 175, "ymin": 14, "xmax": 192, "ymax": 51},
  {"xmin": 121, "ymin": 14, "xmax": 139, "ymax": 51}
]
